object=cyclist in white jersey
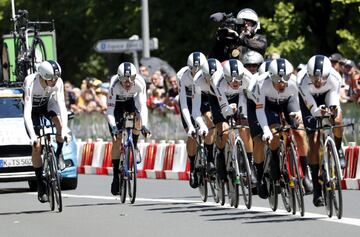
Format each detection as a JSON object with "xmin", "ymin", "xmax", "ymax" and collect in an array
[
  {"xmin": 247, "ymin": 58, "xmax": 312, "ymax": 198},
  {"xmin": 212, "ymin": 59, "xmax": 257, "ymax": 184},
  {"xmin": 297, "ymin": 55, "xmax": 345, "ymax": 207},
  {"xmin": 107, "ymin": 62, "xmax": 150, "ymax": 195},
  {"xmin": 23, "ymin": 60, "xmax": 68, "ymax": 203},
  {"xmin": 177, "ymin": 52, "xmax": 213, "ymax": 188}
]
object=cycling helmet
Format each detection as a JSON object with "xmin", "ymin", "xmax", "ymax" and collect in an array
[
  {"xmin": 202, "ymin": 58, "xmax": 222, "ymax": 77},
  {"xmin": 187, "ymin": 52, "xmax": 206, "ymax": 73},
  {"xmin": 236, "ymin": 8, "xmax": 260, "ymax": 34},
  {"xmin": 268, "ymin": 58, "xmax": 294, "ymax": 83},
  {"xmin": 117, "ymin": 62, "xmax": 137, "ymax": 82},
  {"xmin": 223, "ymin": 59, "xmax": 245, "ymax": 83},
  {"xmin": 258, "ymin": 60, "xmax": 272, "ymax": 75},
  {"xmin": 306, "ymin": 55, "xmax": 331, "ymax": 78},
  {"xmin": 38, "ymin": 60, "xmax": 61, "ymax": 81},
  {"xmin": 242, "ymin": 50, "xmax": 264, "ymax": 65}
]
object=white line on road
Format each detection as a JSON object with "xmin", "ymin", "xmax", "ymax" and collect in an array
[{"xmin": 56, "ymin": 193, "xmax": 360, "ymax": 227}]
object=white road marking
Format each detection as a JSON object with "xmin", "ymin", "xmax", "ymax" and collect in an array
[{"xmin": 57, "ymin": 193, "xmax": 360, "ymax": 227}]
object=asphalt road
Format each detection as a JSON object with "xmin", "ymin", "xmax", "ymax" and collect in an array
[{"xmin": 0, "ymin": 175, "xmax": 360, "ymax": 237}]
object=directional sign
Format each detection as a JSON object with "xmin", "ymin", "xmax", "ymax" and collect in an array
[{"xmin": 94, "ymin": 38, "xmax": 158, "ymax": 53}]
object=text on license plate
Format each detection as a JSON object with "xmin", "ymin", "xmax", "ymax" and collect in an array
[{"xmin": 0, "ymin": 157, "xmax": 33, "ymax": 167}]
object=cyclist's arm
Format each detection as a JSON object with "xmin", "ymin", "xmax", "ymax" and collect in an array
[
  {"xmin": 56, "ymin": 79, "xmax": 68, "ymax": 136},
  {"xmin": 23, "ymin": 76, "xmax": 36, "ymax": 141},
  {"xmin": 325, "ymin": 77, "xmax": 341, "ymax": 109},
  {"xmin": 106, "ymin": 77, "xmax": 117, "ymax": 128},
  {"xmin": 213, "ymin": 76, "xmax": 233, "ymax": 117},
  {"xmin": 255, "ymin": 86, "xmax": 271, "ymax": 134},
  {"xmin": 177, "ymin": 68, "xmax": 193, "ymax": 129},
  {"xmin": 298, "ymin": 75, "xmax": 319, "ymax": 117},
  {"xmin": 238, "ymin": 92, "xmax": 247, "ymax": 118},
  {"xmin": 192, "ymin": 77, "xmax": 207, "ymax": 129}
]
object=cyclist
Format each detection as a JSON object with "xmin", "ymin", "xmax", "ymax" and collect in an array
[
  {"xmin": 107, "ymin": 62, "xmax": 150, "ymax": 195},
  {"xmin": 192, "ymin": 58, "xmax": 221, "ymax": 182},
  {"xmin": 258, "ymin": 59, "xmax": 272, "ymax": 75},
  {"xmin": 177, "ymin": 52, "xmax": 212, "ymax": 188},
  {"xmin": 297, "ymin": 55, "xmax": 345, "ymax": 207},
  {"xmin": 212, "ymin": 59, "xmax": 257, "ymax": 184},
  {"xmin": 23, "ymin": 60, "xmax": 68, "ymax": 203},
  {"xmin": 241, "ymin": 50, "xmax": 264, "ymax": 75},
  {"xmin": 247, "ymin": 58, "xmax": 312, "ymax": 198}
]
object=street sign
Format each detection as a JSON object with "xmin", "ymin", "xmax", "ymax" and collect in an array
[{"xmin": 94, "ymin": 38, "xmax": 158, "ymax": 53}]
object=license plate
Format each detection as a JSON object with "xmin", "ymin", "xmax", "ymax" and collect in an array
[{"xmin": 0, "ymin": 157, "xmax": 33, "ymax": 167}]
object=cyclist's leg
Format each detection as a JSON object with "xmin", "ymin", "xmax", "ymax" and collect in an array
[
  {"xmin": 215, "ymin": 121, "xmax": 229, "ymax": 181},
  {"xmin": 333, "ymin": 111, "xmax": 346, "ymax": 168},
  {"xmin": 47, "ymin": 98, "xmax": 65, "ymax": 162},
  {"xmin": 202, "ymin": 111, "xmax": 216, "ymax": 171},
  {"xmin": 25, "ymin": 108, "xmax": 48, "ymax": 202}
]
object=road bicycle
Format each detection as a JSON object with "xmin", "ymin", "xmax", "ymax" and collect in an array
[
  {"xmin": 193, "ymin": 129, "xmax": 219, "ymax": 203},
  {"xmin": 37, "ymin": 116, "xmax": 62, "ymax": 212},
  {"xmin": 2, "ymin": 9, "xmax": 54, "ymax": 82},
  {"xmin": 218, "ymin": 115, "xmax": 252, "ymax": 208},
  {"xmin": 117, "ymin": 113, "xmax": 141, "ymax": 204},
  {"xmin": 274, "ymin": 114, "xmax": 305, "ymax": 216},
  {"xmin": 309, "ymin": 106, "xmax": 353, "ymax": 219}
]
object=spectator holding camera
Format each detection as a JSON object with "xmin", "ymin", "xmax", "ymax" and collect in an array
[{"xmin": 209, "ymin": 8, "xmax": 267, "ymax": 62}]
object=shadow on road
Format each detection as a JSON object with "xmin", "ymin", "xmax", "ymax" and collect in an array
[
  {"xmin": 0, "ymin": 210, "xmax": 49, "ymax": 216},
  {"xmin": 0, "ymin": 188, "xmax": 30, "ymax": 194}
]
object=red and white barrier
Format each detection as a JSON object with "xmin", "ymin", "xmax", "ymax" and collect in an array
[{"xmin": 76, "ymin": 139, "xmax": 360, "ymax": 189}]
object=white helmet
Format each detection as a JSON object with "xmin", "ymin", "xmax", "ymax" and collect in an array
[
  {"xmin": 202, "ymin": 58, "xmax": 222, "ymax": 77},
  {"xmin": 223, "ymin": 59, "xmax": 245, "ymax": 83},
  {"xmin": 38, "ymin": 60, "xmax": 61, "ymax": 80},
  {"xmin": 236, "ymin": 8, "xmax": 260, "ymax": 34},
  {"xmin": 306, "ymin": 55, "xmax": 331, "ymax": 77},
  {"xmin": 117, "ymin": 62, "xmax": 137, "ymax": 82},
  {"xmin": 258, "ymin": 60, "xmax": 272, "ymax": 74},
  {"xmin": 187, "ymin": 52, "xmax": 206, "ymax": 73},
  {"xmin": 268, "ymin": 58, "xmax": 294, "ymax": 83},
  {"xmin": 242, "ymin": 50, "xmax": 264, "ymax": 65}
]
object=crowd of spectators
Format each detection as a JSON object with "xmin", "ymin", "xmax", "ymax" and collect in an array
[{"xmin": 64, "ymin": 64, "xmax": 180, "ymax": 116}]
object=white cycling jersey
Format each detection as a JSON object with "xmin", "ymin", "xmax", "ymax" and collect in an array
[
  {"xmin": 297, "ymin": 67, "xmax": 341, "ymax": 116},
  {"xmin": 248, "ymin": 72, "xmax": 299, "ymax": 133},
  {"xmin": 23, "ymin": 73, "xmax": 68, "ymax": 141},
  {"xmin": 177, "ymin": 66, "xmax": 195, "ymax": 129},
  {"xmin": 212, "ymin": 67, "xmax": 253, "ymax": 118},
  {"xmin": 107, "ymin": 75, "xmax": 148, "ymax": 128},
  {"xmin": 192, "ymin": 70, "xmax": 217, "ymax": 128}
]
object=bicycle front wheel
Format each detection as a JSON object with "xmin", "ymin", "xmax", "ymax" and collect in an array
[
  {"xmin": 43, "ymin": 152, "xmax": 55, "ymax": 211},
  {"xmin": 289, "ymin": 143, "xmax": 304, "ymax": 217},
  {"xmin": 198, "ymin": 172, "xmax": 208, "ymax": 202},
  {"xmin": 31, "ymin": 38, "xmax": 47, "ymax": 72},
  {"xmin": 326, "ymin": 139, "xmax": 343, "ymax": 219},
  {"xmin": 236, "ymin": 139, "xmax": 252, "ymax": 209},
  {"xmin": 209, "ymin": 176, "xmax": 220, "ymax": 203},
  {"xmin": 127, "ymin": 144, "xmax": 137, "ymax": 204},
  {"xmin": 50, "ymin": 147, "xmax": 62, "ymax": 212},
  {"xmin": 279, "ymin": 151, "xmax": 292, "ymax": 213}
]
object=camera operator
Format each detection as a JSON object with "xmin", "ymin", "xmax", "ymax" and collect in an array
[{"xmin": 209, "ymin": 8, "xmax": 267, "ymax": 62}]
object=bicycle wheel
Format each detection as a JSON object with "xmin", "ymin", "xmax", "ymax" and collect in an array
[
  {"xmin": 236, "ymin": 139, "xmax": 252, "ymax": 209},
  {"xmin": 49, "ymin": 147, "xmax": 62, "ymax": 212},
  {"xmin": 265, "ymin": 148, "xmax": 278, "ymax": 211},
  {"xmin": 227, "ymin": 172, "xmax": 239, "ymax": 208},
  {"xmin": 2, "ymin": 43, "xmax": 10, "ymax": 82},
  {"xmin": 289, "ymin": 143, "xmax": 304, "ymax": 216},
  {"xmin": 31, "ymin": 38, "xmax": 47, "ymax": 72},
  {"xmin": 209, "ymin": 176, "xmax": 220, "ymax": 203},
  {"xmin": 217, "ymin": 177, "xmax": 226, "ymax": 206},
  {"xmin": 198, "ymin": 171, "xmax": 208, "ymax": 202},
  {"xmin": 127, "ymin": 144, "xmax": 137, "ymax": 204},
  {"xmin": 15, "ymin": 38, "xmax": 28, "ymax": 81},
  {"xmin": 119, "ymin": 166, "xmax": 126, "ymax": 203},
  {"xmin": 279, "ymin": 149, "xmax": 292, "ymax": 213},
  {"xmin": 326, "ymin": 139, "xmax": 343, "ymax": 219},
  {"xmin": 43, "ymin": 152, "xmax": 55, "ymax": 211},
  {"xmin": 196, "ymin": 147, "xmax": 208, "ymax": 202}
]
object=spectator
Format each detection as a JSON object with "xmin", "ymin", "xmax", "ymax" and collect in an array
[
  {"xmin": 329, "ymin": 53, "xmax": 344, "ymax": 75},
  {"xmin": 64, "ymin": 81, "xmax": 77, "ymax": 112},
  {"xmin": 147, "ymin": 70, "xmax": 166, "ymax": 97},
  {"xmin": 164, "ymin": 75, "xmax": 180, "ymax": 114}
]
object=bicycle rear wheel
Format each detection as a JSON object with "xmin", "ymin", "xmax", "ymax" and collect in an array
[
  {"xmin": 209, "ymin": 176, "xmax": 220, "ymax": 203},
  {"xmin": 236, "ymin": 139, "xmax": 252, "ymax": 209},
  {"xmin": 15, "ymin": 39, "xmax": 28, "ymax": 81},
  {"xmin": 119, "ymin": 154, "xmax": 127, "ymax": 203},
  {"xmin": 50, "ymin": 147, "xmax": 62, "ymax": 212},
  {"xmin": 217, "ymin": 177, "xmax": 226, "ymax": 206},
  {"xmin": 327, "ymin": 140, "xmax": 343, "ymax": 219},
  {"xmin": 289, "ymin": 144, "xmax": 304, "ymax": 216},
  {"xmin": 127, "ymin": 144, "xmax": 137, "ymax": 204},
  {"xmin": 2, "ymin": 43, "xmax": 10, "ymax": 82},
  {"xmin": 280, "ymin": 154, "xmax": 292, "ymax": 213},
  {"xmin": 31, "ymin": 38, "xmax": 47, "ymax": 72},
  {"xmin": 227, "ymin": 174, "xmax": 239, "ymax": 208},
  {"xmin": 265, "ymin": 148, "xmax": 278, "ymax": 211}
]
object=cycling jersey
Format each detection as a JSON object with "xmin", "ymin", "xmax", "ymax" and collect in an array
[
  {"xmin": 23, "ymin": 73, "xmax": 68, "ymax": 141},
  {"xmin": 192, "ymin": 70, "xmax": 218, "ymax": 128},
  {"xmin": 107, "ymin": 75, "xmax": 148, "ymax": 128},
  {"xmin": 248, "ymin": 72, "xmax": 299, "ymax": 135},
  {"xmin": 212, "ymin": 67, "xmax": 253, "ymax": 118},
  {"xmin": 297, "ymin": 67, "xmax": 341, "ymax": 116},
  {"xmin": 177, "ymin": 66, "xmax": 195, "ymax": 129}
]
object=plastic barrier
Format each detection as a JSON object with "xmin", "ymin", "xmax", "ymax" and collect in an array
[
  {"xmin": 136, "ymin": 140, "xmax": 149, "ymax": 178},
  {"xmin": 78, "ymin": 140, "xmax": 95, "ymax": 174},
  {"xmin": 165, "ymin": 140, "xmax": 190, "ymax": 180},
  {"xmin": 96, "ymin": 141, "xmax": 113, "ymax": 175},
  {"xmin": 138, "ymin": 141, "xmax": 157, "ymax": 178},
  {"xmin": 342, "ymin": 144, "xmax": 360, "ymax": 190},
  {"xmin": 145, "ymin": 141, "xmax": 168, "ymax": 179}
]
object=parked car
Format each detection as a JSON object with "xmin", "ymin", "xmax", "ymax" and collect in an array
[{"xmin": 0, "ymin": 84, "xmax": 78, "ymax": 190}]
